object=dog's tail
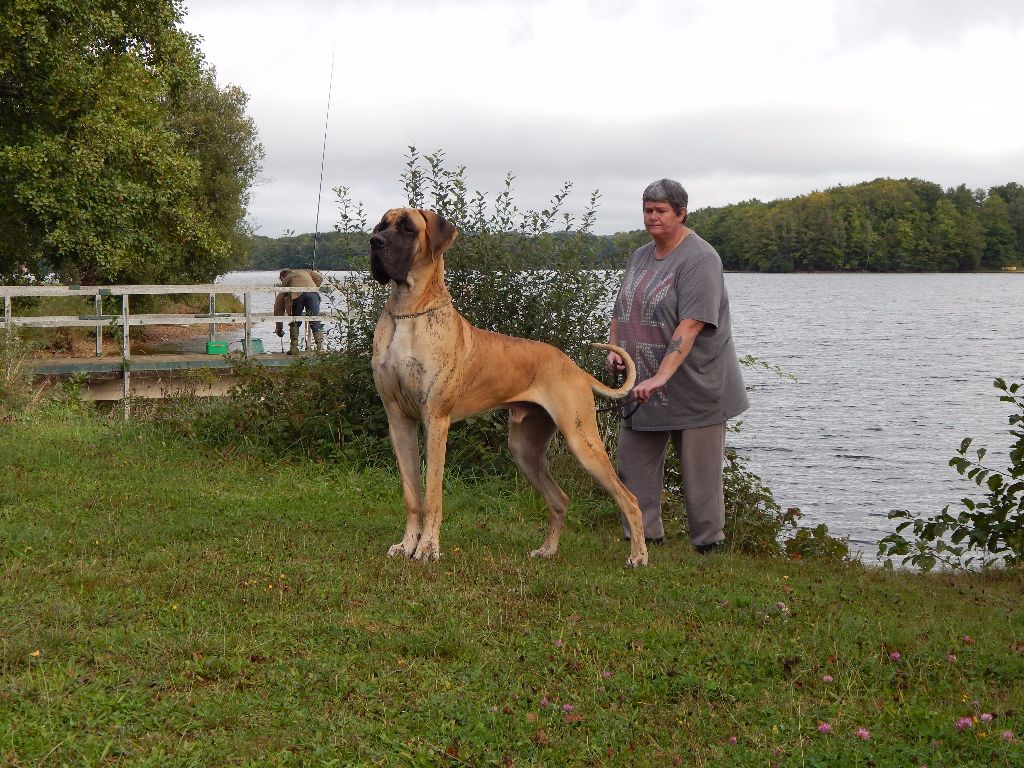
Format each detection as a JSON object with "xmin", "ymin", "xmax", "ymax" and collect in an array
[{"xmin": 588, "ymin": 343, "xmax": 636, "ymax": 400}]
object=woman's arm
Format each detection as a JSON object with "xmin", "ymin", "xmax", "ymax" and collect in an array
[{"xmin": 631, "ymin": 317, "xmax": 705, "ymax": 402}]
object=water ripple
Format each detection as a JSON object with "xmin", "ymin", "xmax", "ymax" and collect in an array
[{"xmin": 726, "ymin": 272, "xmax": 1024, "ymax": 559}]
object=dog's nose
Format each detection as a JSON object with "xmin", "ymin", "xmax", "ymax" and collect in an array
[{"xmin": 370, "ymin": 232, "xmax": 387, "ymax": 248}]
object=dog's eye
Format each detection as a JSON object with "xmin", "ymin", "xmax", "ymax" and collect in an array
[{"xmin": 400, "ymin": 219, "xmax": 416, "ymax": 234}]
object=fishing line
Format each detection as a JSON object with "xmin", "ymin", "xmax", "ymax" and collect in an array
[{"xmin": 311, "ymin": 44, "xmax": 335, "ymax": 271}]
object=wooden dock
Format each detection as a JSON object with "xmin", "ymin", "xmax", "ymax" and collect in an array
[
  {"xmin": 3, "ymin": 281, "xmax": 334, "ymax": 405},
  {"xmin": 29, "ymin": 351, "xmax": 296, "ymax": 376}
]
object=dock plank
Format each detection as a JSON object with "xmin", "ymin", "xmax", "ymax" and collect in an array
[{"xmin": 29, "ymin": 353, "xmax": 300, "ymax": 376}]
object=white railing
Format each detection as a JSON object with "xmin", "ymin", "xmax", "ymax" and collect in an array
[
  {"xmin": 0, "ymin": 282, "xmax": 315, "ymax": 352},
  {"xmin": 1, "ymin": 283, "xmax": 326, "ymax": 402}
]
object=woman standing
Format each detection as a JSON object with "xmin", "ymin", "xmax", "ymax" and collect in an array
[{"xmin": 606, "ymin": 179, "xmax": 748, "ymax": 552}]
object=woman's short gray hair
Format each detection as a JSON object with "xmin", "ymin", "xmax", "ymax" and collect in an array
[{"xmin": 642, "ymin": 179, "xmax": 688, "ymax": 215}]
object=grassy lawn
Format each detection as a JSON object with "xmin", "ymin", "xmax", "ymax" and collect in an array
[{"xmin": 2, "ymin": 410, "xmax": 1023, "ymax": 766}]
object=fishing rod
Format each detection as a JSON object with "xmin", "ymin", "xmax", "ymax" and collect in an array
[{"xmin": 311, "ymin": 44, "xmax": 335, "ymax": 272}]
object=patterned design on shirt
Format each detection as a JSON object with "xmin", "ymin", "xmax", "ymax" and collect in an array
[{"xmin": 614, "ymin": 256, "xmax": 676, "ymax": 407}]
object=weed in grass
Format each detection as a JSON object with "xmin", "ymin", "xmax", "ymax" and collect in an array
[{"xmin": 0, "ymin": 330, "xmax": 38, "ymax": 414}]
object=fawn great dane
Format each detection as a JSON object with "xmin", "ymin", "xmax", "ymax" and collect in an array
[{"xmin": 370, "ymin": 208, "xmax": 648, "ymax": 568}]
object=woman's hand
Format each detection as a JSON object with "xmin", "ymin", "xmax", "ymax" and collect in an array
[
  {"xmin": 632, "ymin": 374, "xmax": 670, "ymax": 403},
  {"xmin": 606, "ymin": 351, "xmax": 626, "ymax": 373}
]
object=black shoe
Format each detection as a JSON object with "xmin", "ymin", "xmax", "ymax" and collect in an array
[{"xmin": 695, "ymin": 541, "xmax": 725, "ymax": 555}]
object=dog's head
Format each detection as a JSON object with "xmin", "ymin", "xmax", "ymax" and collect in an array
[{"xmin": 369, "ymin": 208, "xmax": 458, "ymax": 285}]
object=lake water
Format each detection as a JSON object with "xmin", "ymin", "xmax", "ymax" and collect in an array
[
  {"xmin": 218, "ymin": 271, "xmax": 1024, "ymax": 559},
  {"xmin": 725, "ymin": 273, "xmax": 1023, "ymax": 558}
]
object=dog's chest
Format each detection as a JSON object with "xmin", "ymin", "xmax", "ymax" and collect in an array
[{"xmin": 374, "ymin": 321, "xmax": 454, "ymax": 413}]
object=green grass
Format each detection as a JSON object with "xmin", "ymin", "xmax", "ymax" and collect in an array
[{"xmin": 2, "ymin": 410, "xmax": 1023, "ymax": 766}]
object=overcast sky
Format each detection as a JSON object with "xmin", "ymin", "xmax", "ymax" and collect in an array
[{"xmin": 182, "ymin": 0, "xmax": 1024, "ymax": 236}]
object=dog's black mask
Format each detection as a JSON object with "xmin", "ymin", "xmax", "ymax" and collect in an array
[{"xmin": 369, "ymin": 214, "xmax": 417, "ymax": 285}]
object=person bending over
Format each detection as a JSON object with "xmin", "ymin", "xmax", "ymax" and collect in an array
[{"xmin": 274, "ymin": 268, "xmax": 325, "ymax": 354}]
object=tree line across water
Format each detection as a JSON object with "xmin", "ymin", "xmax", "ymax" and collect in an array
[
  {"xmin": 689, "ymin": 178, "xmax": 1024, "ymax": 272},
  {"xmin": 250, "ymin": 177, "xmax": 1024, "ymax": 273}
]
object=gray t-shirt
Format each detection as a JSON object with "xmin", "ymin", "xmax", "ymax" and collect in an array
[{"xmin": 613, "ymin": 233, "xmax": 749, "ymax": 430}]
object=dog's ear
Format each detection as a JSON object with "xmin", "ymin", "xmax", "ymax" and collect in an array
[{"xmin": 418, "ymin": 210, "xmax": 458, "ymax": 256}]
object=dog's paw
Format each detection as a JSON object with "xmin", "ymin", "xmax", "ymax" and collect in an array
[
  {"xmin": 411, "ymin": 539, "xmax": 441, "ymax": 562},
  {"xmin": 387, "ymin": 542, "xmax": 413, "ymax": 558},
  {"xmin": 624, "ymin": 539, "xmax": 649, "ymax": 568},
  {"xmin": 527, "ymin": 546, "xmax": 556, "ymax": 559},
  {"xmin": 625, "ymin": 552, "xmax": 649, "ymax": 568}
]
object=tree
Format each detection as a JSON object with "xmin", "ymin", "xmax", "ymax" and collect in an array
[
  {"xmin": 946, "ymin": 183, "xmax": 979, "ymax": 214},
  {"xmin": 930, "ymin": 199, "xmax": 970, "ymax": 271},
  {"xmin": 978, "ymin": 194, "xmax": 1018, "ymax": 268},
  {"xmin": 949, "ymin": 207, "xmax": 985, "ymax": 271},
  {"xmin": 0, "ymin": 0, "xmax": 263, "ymax": 284},
  {"xmin": 792, "ymin": 191, "xmax": 838, "ymax": 271},
  {"xmin": 989, "ymin": 183, "xmax": 1024, "ymax": 264}
]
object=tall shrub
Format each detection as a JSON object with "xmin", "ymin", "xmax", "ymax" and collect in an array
[
  {"xmin": 391, "ymin": 147, "xmax": 612, "ymax": 360},
  {"xmin": 327, "ymin": 149, "xmax": 616, "ymax": 464}
]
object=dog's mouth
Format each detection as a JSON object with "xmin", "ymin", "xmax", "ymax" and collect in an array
[
  {"xmin": 370, "ymin": 243, "xmax": 392, "ymax": 284},
  {"xmin": 370, "ymin": 236, "xmax": 413, "ymax": 285}
]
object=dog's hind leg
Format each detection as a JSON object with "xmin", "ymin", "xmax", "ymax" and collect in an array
[
  {"xmin": 508, "ymin": 409, "xmax": 570, "ymax": 559},
  {"xmin": 385, "ymin": 407, "xmax": 424, "ymax": 559},
  {"xmin": 550, "ymin": 403, "xmax": 649, "ymax": 568}
]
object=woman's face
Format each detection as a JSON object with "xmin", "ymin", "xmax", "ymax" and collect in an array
[{"xmin": 643, "ymin": 200, "xmax": 685, "ymax": 240}]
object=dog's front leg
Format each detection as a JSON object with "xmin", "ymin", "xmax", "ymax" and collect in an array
[
  {"xmin": 411, "ymin": 414, "xmax": 451, "ymax": 562},
  {"xmin": 385, "ymin": 407, "xmax": 424, "ymax": 558}
]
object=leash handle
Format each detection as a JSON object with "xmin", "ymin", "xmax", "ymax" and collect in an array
[
  {"xmin": 595, "ymin": 369, "xmax": 643, "ymax": 420},
  {"xmin": 619, "ymin": 396, "xmax": 642, "ymax": 421}
]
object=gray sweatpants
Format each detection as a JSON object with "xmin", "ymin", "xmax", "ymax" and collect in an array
[{"xmin": 616, "ymin": 422, "xmax": 727, "ymax": 547}]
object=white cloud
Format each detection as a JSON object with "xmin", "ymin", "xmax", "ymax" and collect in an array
[{"xmin": 183, "ymin": 0, "xmax": 1024, "ymax": 236}]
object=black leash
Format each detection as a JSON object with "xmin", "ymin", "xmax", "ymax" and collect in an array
[{"xmin": 595, "ymin": 372, "xmax": 643, "ymax": 420}]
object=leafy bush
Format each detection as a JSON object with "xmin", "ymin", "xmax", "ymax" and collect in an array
[
  {"xmin": 156, "ymin": 353, "xmax": 392, "ymax": 465},
  {"xmin": 330, "ymin": 147, "xmax": 613, "ymax": 466},
  {"xmin": 346, "ymin": 146, "xmax": 613, "ymax": 360},
  {"xmin": 783, "ymin": 518, "xmax": 853, "ymax": 561},
  {"xmin": 879, "ymin": 377, "xmax": 1024, "ymax": 570}
]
